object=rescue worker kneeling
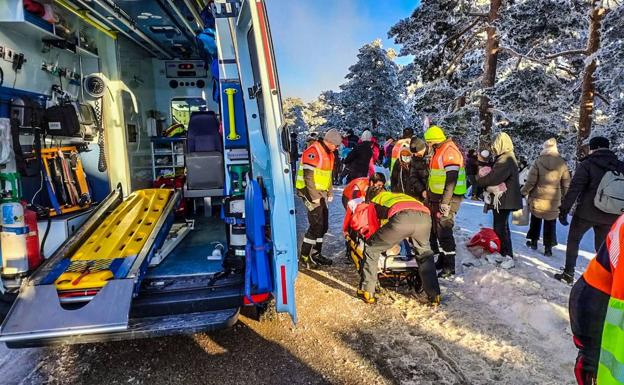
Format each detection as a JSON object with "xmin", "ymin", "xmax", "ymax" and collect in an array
[{"xmin": 358, "ymin": 184, "xmax": 441, "ymax": 306}]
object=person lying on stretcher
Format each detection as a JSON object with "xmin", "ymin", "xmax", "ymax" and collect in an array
[{"xmin": 342, "ymin": 173, "xmax": 441, "ymax": 306}]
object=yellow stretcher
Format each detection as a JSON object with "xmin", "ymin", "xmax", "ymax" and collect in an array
[{"xmin": 54, "ymin": 189, "xmax": 173, "ymax": 292}]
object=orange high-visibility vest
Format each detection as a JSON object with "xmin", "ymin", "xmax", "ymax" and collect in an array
[
  {"xmin": 295, "ymin": 140, "xmax": 335, "ymax": 192},
  {"xmin": 428, "ymin": 140, "xmax": 466, "ymax": 195},
  {"xmin": 582, "ymin": 215, "xmax": 624, "ymax": 384}
]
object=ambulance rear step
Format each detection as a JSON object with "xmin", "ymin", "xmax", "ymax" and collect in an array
[
  {"xmin": 4, "ymin": 307, "xmax": 239, "ymax": 348},
  {"xmin": 0, "ymin": 187, "xmax": 180, "ymax": 346}
]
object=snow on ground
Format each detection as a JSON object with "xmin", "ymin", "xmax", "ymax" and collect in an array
[{"xmin": 300, "ymin": 188, "xmax": 599, "ymax": 384}]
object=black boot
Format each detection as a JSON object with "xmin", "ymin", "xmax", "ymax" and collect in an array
[
  {"xmin": 312, "ymin": 241, "xmax": 333, "ymax": 266},
  {"xmin": 438, "ymin": 253, "xmax": 455, "ymax": 278},
  {"xmin": 526, "ymin": 239, "xmax": 538, "ymax": 250},
  {"xmin": 554, "ymin": 270, "xmax": 574, "ymax": 285},
  {"xmin": 544, "ymin": 246, "xmax": 553, "ymax": 257}
]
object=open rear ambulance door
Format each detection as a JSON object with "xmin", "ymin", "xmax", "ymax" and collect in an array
[{"xmin": 214, "ymin": 0, "xmax": 298, "ymax": 322}]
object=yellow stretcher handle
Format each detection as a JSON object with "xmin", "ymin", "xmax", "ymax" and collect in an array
[{"xmin": 224, "ymin": 88, "xmax": 240, "ymax": 141}]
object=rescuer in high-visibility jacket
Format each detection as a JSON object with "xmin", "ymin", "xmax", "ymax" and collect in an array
[
  {"xmin": 359, "ymin": 187, "xmax": 441, "ymax": 306},
  {"xmin": 296, "ymin": 128, "xmax": 343, "ymax": 268},
  {"xmin": 569, "ymin": 214, "xmax": 624, "ymax": 385},
  {"xmin": 424, "ymin": 125, "xmax": 466, "ymax": 278}
]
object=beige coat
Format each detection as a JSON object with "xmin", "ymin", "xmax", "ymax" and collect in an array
[{"xmin": 521, "ymin": 154, "xmax": 571, "ymax": 220}]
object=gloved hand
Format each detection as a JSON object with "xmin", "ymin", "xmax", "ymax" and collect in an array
[
  {"xmin": 439, "ymin": 203, "xmax": 451, "ymax": 218},
  {"xmin": 559, "ymin": 211, "xmax": 569, "ymax": 226}
]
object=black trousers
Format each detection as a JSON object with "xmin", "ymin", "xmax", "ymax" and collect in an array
[
  {"xmin": 428, "ymin": 199, "xmax": 461, "ymax": 254},
  {"xmin": 564, "ymin": 216, "xmax": 611, "ymax": 273},
  {"xmin": 301, "ymin": 199, "xmax": 329, "ymax": 257},
  {"xmin": 466, "ymin": 174, "xmax": 478, "ymax": 197},
  {"xmin": 526, "ymin": 214, "xmax": 557, "ymax": 247},
  {"xmin": 493, "ymin": 209, "xmax": 513, "ymax": 257}
]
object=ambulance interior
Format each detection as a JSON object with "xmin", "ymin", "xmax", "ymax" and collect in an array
[{"xmin": 0, "ymin": 0, "xmax": 296, "ymax": 346}]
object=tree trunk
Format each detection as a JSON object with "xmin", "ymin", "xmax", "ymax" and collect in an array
[
  {"xmin": 478, "ymin": 0, "xmax": 502, "ymax": 150},
  {"xmin": 576, "ymin": 1, "xmax": 606, "ymax": 160}
]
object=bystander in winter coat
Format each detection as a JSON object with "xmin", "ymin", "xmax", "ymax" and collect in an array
[
  {"xmin": 476, "ymin": 132, "xmax": 522, "ymax": 259},
  {"xmin": 521, "ymin": 139, "xmax": 571, "ymax": 221},
  {"xmin": 477, "ymin": 133, "xmax": 523, "ymax": 211},
  {"xmin": 343, "ymin": 130, "xmax": 373, "ymax": 181}
]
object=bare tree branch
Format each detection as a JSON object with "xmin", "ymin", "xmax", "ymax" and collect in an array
[
  {"xmin": 594, "ymin": 91, "xmax": 610, "ymax": 105},
  {"xmin": 442, "ymin": 18, "xmax": 483, "ymax": 47},
  {"xmin": 500, "ymin": 46, "xmax": 548, "ymax": 65},
  {"xmin": 445, "ymin": 31, "xmax": 482, "ymax": 76},
  {"xmin": 543, "ymin": 48, "xmax": 589, "ymax": 60}
]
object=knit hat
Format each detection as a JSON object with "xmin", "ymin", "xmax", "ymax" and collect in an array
[
  {"xmin": 410, "ymin": 137, "xmax": 427, "ymax": 153},
  {"xmin": 323, "ymin": 129, "xmax": 342, "ymax": 146},
  {"xmin": 589, "ymin": 136, "xmax": 610, "ymax": 150},
  {"xmin": 541, "ymin": 138, "xmax": 559, "ymax": 155},
  {"xmin": 360, "ymin": 130, "xmax": 373, "ymax": 142}
]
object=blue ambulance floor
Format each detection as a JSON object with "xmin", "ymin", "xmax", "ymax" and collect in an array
[{"xmin": 146, "ymin": 216, "xmax": 227, "ymax": 277}]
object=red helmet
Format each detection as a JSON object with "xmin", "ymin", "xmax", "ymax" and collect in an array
[{"xmin": 467, "ymin": 228, "xmax": 500, "ymax": 254}]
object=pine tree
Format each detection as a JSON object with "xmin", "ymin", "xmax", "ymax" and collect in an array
[
  {"xmin": 339, "ymin": 39, "xmax": 407, "ymax": 137},
  {"xmin": 594, "ymin": 4, "xmax": 624, "ymax": 156},
  {"xmin": 282, "ymin": 97, "xmax": 309, "ymax": 135}
]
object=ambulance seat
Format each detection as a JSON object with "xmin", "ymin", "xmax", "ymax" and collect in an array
[{"xmin": 185, "ymin": 111, "xmax": 224, "ymax": 196}]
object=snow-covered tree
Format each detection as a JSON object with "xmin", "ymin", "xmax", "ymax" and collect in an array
[
  {"xmin": 308, "ymin": 90, "xmax": 346, "ymax": 132},
  {"xmin": 339, "ymin": 39, "xmax": 407, "ymax": 137},
  {"xmin": 594, "ymin": 4, "xmax": 624, "ymax": 157},
  {"xmin": 282, "ymin": 97, "xmax": 308, "ymax": 135}
]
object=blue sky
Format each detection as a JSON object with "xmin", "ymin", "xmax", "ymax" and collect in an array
[{"xmin": 266, "ymin": 0, "xmax": 420, "ymax": 101}]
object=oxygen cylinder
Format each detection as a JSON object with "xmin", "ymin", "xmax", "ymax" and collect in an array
[{"xmin": 1, "ymin": 201, "xmax": 24, "ymax": 229}]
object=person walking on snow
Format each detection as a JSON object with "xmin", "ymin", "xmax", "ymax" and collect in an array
[
  {"xmin": 568, "ymin": 213, "xmax": 624, "ymax": 385},
  {"xmin": 343, "ymin": 130, "xmax": 373, "ymax": 182},
  {"xmin": 360, "ymin": 186, "xmax": 441, "ymax": 306},
  {"xmin": 476, "ymin": 132, "xmax": 522, "ymax": 265},
  {"xmin": 521, "ymin": 138, "xmax": 571, "ymax": 257},
  {"xmin": 296, "ymin": 128, "xmax": 343, "ymax": 268},
  {"xmin": 424, "ymin": 125, "xmax": 466, "ymax": 278},
  {"xmin": 555, "ymin": 136, "xmax": 624, "ymax": 284}
]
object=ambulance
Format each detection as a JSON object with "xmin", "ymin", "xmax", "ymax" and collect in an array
[{"xmin": 0, "ymin": 0, "xmax": 298, "ymax": 347}]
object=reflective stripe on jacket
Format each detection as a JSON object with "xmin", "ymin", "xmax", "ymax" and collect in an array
[
  {"xmin": 428, "ymin": 139, "xmax": 467, "ymax": 195},
  {"xmin": 371, "ymin": 191, "xmax": 430, "ymax": 222},
  {"xmin": 295, "ymin": 140, "xmax": 335, "ymax": 192},
  {"xmin": 582, "ymin": 215, "xmax": 624, "ymax": 384}
]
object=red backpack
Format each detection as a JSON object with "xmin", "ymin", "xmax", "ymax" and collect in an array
[{"xmin": 350, "ymin": 203, "xmax": 379, "ymax": 240}]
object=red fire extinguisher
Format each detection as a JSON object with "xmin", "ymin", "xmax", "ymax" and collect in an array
[{"xmin": 22, "ymin": 203, "xmax": 42, "ymax": 270}]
